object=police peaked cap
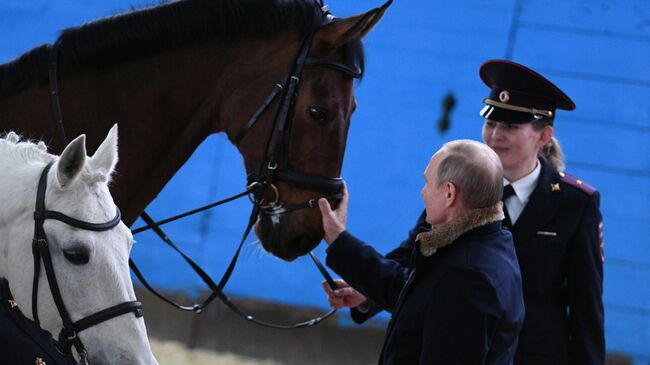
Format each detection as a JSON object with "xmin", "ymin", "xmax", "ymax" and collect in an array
[{"xmin": 479, "ymin": 59, "xmax": 575, "ymax": 124}]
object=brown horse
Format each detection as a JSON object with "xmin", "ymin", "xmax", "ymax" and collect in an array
[{"xmin": 0, "ymin": 0, "xmax": 389, "ymax": 261}]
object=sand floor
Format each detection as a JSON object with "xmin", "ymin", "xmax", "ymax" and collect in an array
[{"xmin": 150, "ymin": 338, "xmax": 285, "ymax": 365}]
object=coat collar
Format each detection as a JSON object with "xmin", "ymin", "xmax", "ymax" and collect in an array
[{"xmin": 416, "ymin": 202, "xmax": 505, "ymax": 257}]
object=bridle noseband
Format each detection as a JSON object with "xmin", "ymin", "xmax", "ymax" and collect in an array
[{"xmin": 31, "ymin": 160, "xmax": 143, "ymax": 364}]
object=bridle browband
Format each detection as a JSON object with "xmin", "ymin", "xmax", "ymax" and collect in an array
[
  {"xmin": 43, "ymin": 1, "xmax": 359, "ymax": 346},
  {"xmin": 31, "ymin": 160, "xmax": 143, "ymax": 365}
]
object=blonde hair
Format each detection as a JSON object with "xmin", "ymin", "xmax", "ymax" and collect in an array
[{"xmin": 532, "ymin": 119, "xmax": 565, "ymax": 172}]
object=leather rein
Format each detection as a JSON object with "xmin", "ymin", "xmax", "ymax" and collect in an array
[{"xmin": 41, "ymin": 4, "xmax": 359, "ymax": 361}]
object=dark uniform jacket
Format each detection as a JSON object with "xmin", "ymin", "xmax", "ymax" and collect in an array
[
  {"xmin": 327, "ymin": 204, "xmax": 524, "ymax": 364},
  {"xmin": 349, "ymin": 160, "xmax": 605, "ymax": 365},
  {"xmin": 0, "ymin": 278, "xmax": 76, "ymax": 365},
  {"xmin": 508, "ymin": 160, "xmax": 604, "ymax": 365}
]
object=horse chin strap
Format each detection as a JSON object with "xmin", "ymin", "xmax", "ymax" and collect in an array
[{"xmin": 31, "ymin": 160, "xmax": 143, "ymax": 364}]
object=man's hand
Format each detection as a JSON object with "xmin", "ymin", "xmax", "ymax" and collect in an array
[
  {"xmin": 318, "ymin": 182, "xmax": 348, "ymax": 244},
  {"xmin": 322, "ymin": 279, "xmax": 368, "ymax": 309}
]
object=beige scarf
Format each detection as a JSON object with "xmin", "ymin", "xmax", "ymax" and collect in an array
[{"xmin": 416, "ymin": 202, "xmax": 505, "ymax": 257}]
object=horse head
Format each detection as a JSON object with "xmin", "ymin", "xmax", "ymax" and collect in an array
[
  {"xmin": 232, "ymin": 3, "xmax": 390, "ymax": 261},
  {"xmin": 0, "ymin": 125, "xmax": 157, "ymax": 364}
]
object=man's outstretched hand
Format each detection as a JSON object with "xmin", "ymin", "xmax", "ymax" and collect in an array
[{"xmin": 318, "ymin": 183, "xmax": 348, "ymax": 244}]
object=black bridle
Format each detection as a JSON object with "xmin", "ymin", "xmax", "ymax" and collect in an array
[
  {"xmin": 31, "ymin": 160, "xmax": 143, "ymax": 365},
  {"xmin": 44, "ymin": 1, "xmax": 358, "ymax": 340},
  {"xmin": 236, "ymin": 16, "xmax": 361, "ymax": 219}
]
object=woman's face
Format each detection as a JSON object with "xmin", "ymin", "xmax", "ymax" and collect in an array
[{"xmin": 482, "ymin": 120, "xmax": 549, "ymax": 172}]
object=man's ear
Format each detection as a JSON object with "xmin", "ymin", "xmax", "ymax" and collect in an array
[
  {"xmin": 445, "ymin": 182, "xmax": 458, "ymax": 207},
  {"xmin": 311, "ymin": 1, "xmax": 391, "ymax": 52}
]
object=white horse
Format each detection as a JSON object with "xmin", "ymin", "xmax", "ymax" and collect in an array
[{"xmin": 0, "ymin": 125, "xmax": 158, "ymax": 364}]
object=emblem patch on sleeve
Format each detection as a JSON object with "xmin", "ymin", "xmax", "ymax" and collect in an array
[{"xmin": 598, "ymin": 221, "xmax": 604, "ymax": 263}]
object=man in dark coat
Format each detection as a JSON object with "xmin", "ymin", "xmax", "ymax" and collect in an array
[
  {"xmin": 319, "ymin": 140, "xmax": 525, "ymax": 364},
  {"xmin": 324, "ymin": 60, "xmax": 605, "ymax": 365}
]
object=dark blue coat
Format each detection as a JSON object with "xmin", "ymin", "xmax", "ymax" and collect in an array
[
  {"xmin": 327, "ymin": 219, "xmax": 524, "ymax": 364},
  {"xmin": 348, "ymin": 160, "xmax": 605, "ymax": 364},
  {"xmin": 0, "ymin": 278, "xmax": 76, "ymax": 365}
]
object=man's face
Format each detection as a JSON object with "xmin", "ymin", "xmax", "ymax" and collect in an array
[{"xmin": 421, "ymin": 150, "xmax": 448, "ymax": 225}]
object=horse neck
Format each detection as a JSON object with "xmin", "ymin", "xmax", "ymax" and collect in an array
[
  {"xmin": 0, "ymin": 153, "xmax": 42, "ymax": 282},
  {"xmin": 49, "ymin": 35, "xmax": 298, "ymax": 225}
]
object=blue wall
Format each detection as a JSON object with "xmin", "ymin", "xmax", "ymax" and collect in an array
[{"xmin": 1, "ymin": 0, "xmax": 649, "ymax": 361}]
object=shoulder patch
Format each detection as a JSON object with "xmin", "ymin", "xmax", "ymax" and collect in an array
[{"xmin": 559, "ymin": 171, "xmax": 597, "ymax": 195}]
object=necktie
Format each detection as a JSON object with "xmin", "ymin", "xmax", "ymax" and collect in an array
[{"xmin": 502, "ymin": 184, "xmax": 516, "ymax": 228}]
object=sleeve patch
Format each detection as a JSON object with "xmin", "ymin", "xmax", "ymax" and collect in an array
[{"xmin": 598, "ymin": 221, "xmax": 604, "ymax": 263}]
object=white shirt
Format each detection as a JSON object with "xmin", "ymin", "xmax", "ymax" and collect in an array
[{"xmin": 503, "ymin": 161, "xmax": 541, "ymax": 225}]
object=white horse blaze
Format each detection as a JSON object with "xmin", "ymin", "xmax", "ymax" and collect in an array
[{"xmin": 0, "ymin": 124, "xmax": 158, "ymax": 365}]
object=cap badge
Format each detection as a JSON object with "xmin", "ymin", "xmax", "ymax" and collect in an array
[{"xmin": 499, "ymin": 90, "xmax": 510, "ymax": 103}]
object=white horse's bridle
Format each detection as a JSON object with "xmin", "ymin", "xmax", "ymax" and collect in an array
[{"xmin": 31, "ymin": 160, "xmax": 143, "ymax": 365}]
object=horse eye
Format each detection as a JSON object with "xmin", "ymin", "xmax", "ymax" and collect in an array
[
  {"xmin": 63, "ymin": 248, "xmax": 90, "ymax": 265},
  {"xmin": 307, "ymin": 106, "xmax": 330, "ymax": 125}
]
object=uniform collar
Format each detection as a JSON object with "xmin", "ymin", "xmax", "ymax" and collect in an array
[{"xmin": 504, "ymin": 159, "xmax": 541, "ymax": 205}]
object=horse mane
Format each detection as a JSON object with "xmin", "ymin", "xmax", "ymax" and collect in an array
[
  {"xmin": 0, "ymin": 132, "xmax": 53, "ymax": 164},
  {"xmin": 0, "ymin": 133, "xmax": 108, "ymax": 184},
  {"xmin": 0, "ymin": 0, "xmax": 342, "ymax": 98}
]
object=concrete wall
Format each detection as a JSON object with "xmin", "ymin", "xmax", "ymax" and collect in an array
[{"xmin": 1, "ymin": 0, "xmax": 648, "ymax": 362}]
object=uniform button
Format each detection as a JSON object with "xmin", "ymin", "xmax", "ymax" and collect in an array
[
  {"xmin": 8, "ymin": 299, "xmax": 17, "ymax": 308},
  {"xmin": 35, "ymin": 357, "xmax": 47, "ymax": 365}
]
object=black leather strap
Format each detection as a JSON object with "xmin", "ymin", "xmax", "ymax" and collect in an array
[
  {"xmin": 35, "ymin": 208, "xmax": 121, "ymax": 232},
  {"xmin": 275, "ymin": 170, "xmax": 343, "ymax": 195},
  {"xmin": 131, "ymin": 190, "xmax": 249, "ymax": 234},
  {"xmin": 31, "ymin": 160, "xmax": 140, "ymax": 360},
  {"xmin": 234, "ymin": 83, "xmax": 284, "ymax": 145},
  {"xmin": 48, "ymin": 40, "xmax": 67, "ymax": 146},
  {"xmin": 305, "ymin": 57, "xmax": 362, "ymax": 79},
  {"xmin": 72, "ymin": 301, "xmax": 143, "ymax": 333},
  {"xmin": 132, "ymin": 207, "xmax": 337, "ymax": 329}
]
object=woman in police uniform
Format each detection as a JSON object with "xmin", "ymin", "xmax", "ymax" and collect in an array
[
  {"xmin": 323, "ymin": 60, "xmax": 605, "ymax": 365},
  {"xmin": 479, "ymin": 60, "xmax": 604, "ymax": 365}
]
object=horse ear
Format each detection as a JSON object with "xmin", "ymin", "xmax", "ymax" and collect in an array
[
  {"xmin": 89, "ymin": 123, "xmax": 119, "ymax": 176},
  {"xmin": 57, "ymin": 134, "xmax": 87, "ymax": 188},
  {"xmin": 313, "ymin": 0, "xmax": 391, "ymax": 49}
]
